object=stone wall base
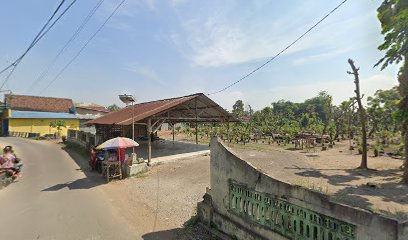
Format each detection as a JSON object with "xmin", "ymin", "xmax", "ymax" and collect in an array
[
  {"xmin": 127, "ymin": 162, "xmax": 147, "ymax": 176},
  {"xmin": 197, "ymin": 193, "xmax": 287, "ymax": 240}
]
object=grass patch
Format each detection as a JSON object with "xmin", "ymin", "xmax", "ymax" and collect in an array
[
  {"xmin": 134, "ymin": 168, "xmax": 149, "ymax": 178},
  {"xmin": 61, "ymin": 141, "xmax": 90, "ymax": 158},
  {"xmin": 183, "ymin": 215, "xmax": 200, "ymax": 228},
  {"xmin": 293, "ymin": 179, "xmax": 329, "ymax": 194},
  {"xmin": 369, "ymin": 206, "xmax": 408, "ymax": 220},
  {"xmin": 229, "ymin": 142, "xmax": 274, "ymax": 152},
  {"xmin": 28, "ymin": 136, "xmax": 41, "ymax": 140}
]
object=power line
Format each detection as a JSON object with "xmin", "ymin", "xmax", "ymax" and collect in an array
[
  {"xmin": 207, "ymin": 0, "xmax": 349, "ymax": 96},
  {"xmin": 39, "ymin": 0, "xmax": 127, "ymax": 94},
  {"xmin": 0, "ymin": 0, "xmax": 66, "ymax": 76},
  {"xmin": 0, "ymin": 0, "xmax": 78, "ymax": 91},
  {"xmin": 27, "ymin": 0, "xmax": 105, "ymax": 93}
]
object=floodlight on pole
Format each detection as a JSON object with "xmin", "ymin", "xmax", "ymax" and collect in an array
[{"xmin": 119, "ymin": 94, "xmax": 136, "ymax": 153}]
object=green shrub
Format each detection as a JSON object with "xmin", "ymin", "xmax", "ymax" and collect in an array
[
  {"xmin": 357, "ymin": 145, "xmax": 363, "ymax": 154},
  {"xmin": 374, "ymin": 146, "xmax": 379, "ymax": 157},
  {"xmin": 64, "ymin": 141, "xmax": 89, "ymax": 158}
]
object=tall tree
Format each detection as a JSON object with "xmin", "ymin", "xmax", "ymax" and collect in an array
[
  {"xmin": 232, "ymin": 100, "xmax": 245, "ymax": 119},
  {"xmin": 49, "ymin": 120, "xmax": 66, "ymax": 137},
  {"xmin": 348, "ymin": 59, "xmax": 368, "ymax": 169},
  {"xmin": 367, "ymin": 87, "xmax": 400, "ymax": 136},
  {"xmin": 376, "ymin": 0, "xmax": 408, "ymax": 182},
  {"xmin": 107, "ymin": 104, "xmax": 121, "ymax": 112}
]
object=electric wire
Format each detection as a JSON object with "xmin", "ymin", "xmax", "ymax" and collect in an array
[
  {"xmin": 27, "ymin": 0, "xmax": 105, "ymax": 93},
  {"xmin": 0, "ymin": 0, "xmax": 66, "ymax": 76},
  {"xmin": 0, "ymin": 0, "xmax": 77, "ymax": 91},
  {"xmin": 39, "ymin": 0, "xmax": 127, "ymax": 94},
  {"xmin": 207, "ymin": 0, "xmax": 349, "ymax": 96}
]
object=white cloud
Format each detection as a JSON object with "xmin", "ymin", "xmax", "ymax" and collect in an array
[
  {"xmin": 172, "ymin": 1, "xmax": 375, "ymax": 67},
  {"xmin": 102, "ymin": 0, "xmax": 156, "ymax": 18},
  {"xmin": 170, "ymin": 0, "xmax": 189, "ymax": 8},
  {"xmin": 107, "ymin": 19, "xmax": 135, "ymax": 32},
  {"xmin": 222, "ymin": 74, "xmax": 399, "ymax": 110},
  {"xmin": 293, "ymin": 48, "xmax": 352, "ymax": 65},
  {"xmin": 124, "ymin": 64, "xmax": 165, "ymax": 85}
]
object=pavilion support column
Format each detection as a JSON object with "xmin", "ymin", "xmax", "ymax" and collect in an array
[
  {"xmin": 172, "ymin": 122, "xmax": 175, "ymax": 142},
  {"xmin": 227, "ymin": 119, "xmax": 230, "ymax": 142},
  {"xmin": 195, "ymin": 98, "xmax": 198, "ymax": 145},
  {"xmin": 195, "ymin": 122, "xmax": 198, "ymax": 145},
  {"xmin": 147, "ymin": 118, "xmax": 152, "ymax": 166}
]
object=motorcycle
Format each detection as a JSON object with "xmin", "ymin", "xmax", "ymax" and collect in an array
[{"xmin": 0, "ymin": 164, "xmax": 22, "ymax": 187}]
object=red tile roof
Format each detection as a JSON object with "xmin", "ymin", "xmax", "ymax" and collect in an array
[{"xmin": 5, "ymin": 94, "xmax": 74, "ymax": 113}]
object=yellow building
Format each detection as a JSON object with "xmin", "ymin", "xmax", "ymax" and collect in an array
[{"xmin": 1, "ymin": 94, "xmax": 79, "ymax": 137}]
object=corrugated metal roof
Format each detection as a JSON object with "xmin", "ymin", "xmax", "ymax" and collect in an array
[
  {"xmin": 10, "ymin": 110, "xmax": 78, "ymax": 119},
  {"xmin": 86, "ymin": 93, "xmax": 234, "ymax": 125},
  {"xmin": 5, "ymin": 94, "xmax": 74, "ymax": 113},
  {"xmin": 76, "ymin": 106, "xmax": 110, "ymax": 113}
]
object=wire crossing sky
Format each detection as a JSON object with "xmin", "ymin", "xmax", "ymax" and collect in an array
[
  {"xmin": 0, "ymin": 0, "xmax": 77, "ymax": 91},
  {"xmin": 0, "ymin": 0, "xmax": 400, "ymax": 110},
  {"xmin": 207, "ymin": 0, "xmax": 348, "ymax": 96},
  {"xmin": 26, "ymin": 0, "xmax": 106, "ymax": 94}
]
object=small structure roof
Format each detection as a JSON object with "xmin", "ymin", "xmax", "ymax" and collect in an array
[
  {"xmin": 76, "ymin": 106, "xmax": 110, "ymax": 113},
  {"xmin": 86, "ymin": 93, "xmax": 235, "ymax": 125},
  {"xmin": 10, "ymin": 110, "xmax": 77, "ymax": 119},
  {"xmin": 5, "ymin": 94, "xmax": 74, "ymax": 113}
]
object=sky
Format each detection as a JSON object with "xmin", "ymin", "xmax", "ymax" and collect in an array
[{"xmin": 0, "ymin": 0, "xmax": 401, "ymax": 111}]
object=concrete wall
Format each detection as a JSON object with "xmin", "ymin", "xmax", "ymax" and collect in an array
[
  {"xmin": 9, "ymin": 118, "xmax": 79, "ymax": 136},
  {"xmin": 67, "ymin": 129, "xmax": 101, "ymax": 147},
  {"xmin": 198, "ymin": 137, "xmax": 408, "ymax": 240}
]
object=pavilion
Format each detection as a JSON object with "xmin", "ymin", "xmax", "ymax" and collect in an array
[{"xmin": 86, "ymin": 93, "xmax": 235, "ymax": 164}]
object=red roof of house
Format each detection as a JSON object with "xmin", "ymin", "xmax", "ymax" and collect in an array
[
  {"xmin": 5, "ymin": 94, "xmax": 74, "ymax": 113},
  {"xmin": 76, "ymin": 106, "xmax": 110, "ymax": 113},
  {"xmin": 86, "ymin": 93, "xmax": 234, "ymax": 125}
]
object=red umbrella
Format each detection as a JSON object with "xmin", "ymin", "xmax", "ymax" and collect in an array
[{"xmin": 96, "ymin": 137, "xmax": 139, "ymax": 150}]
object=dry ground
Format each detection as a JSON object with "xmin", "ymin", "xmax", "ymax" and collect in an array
[
  {"xmin": 159, "ymin": 131, "xmax": 407, "ymax": 219},
  {"xmin": 227, "ymin": 140, "xmax": 408, "ymax": 220},
  {"xmin": 159, "ymin": 130, "xmax": 210, "ymax": 145},
  {"xmin": 99, "ymin": 155, "xmax": 215, "ymax": 239}
]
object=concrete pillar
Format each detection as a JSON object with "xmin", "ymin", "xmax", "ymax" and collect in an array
[
  {"xmin": 172, "ymin": 122, "xmax": 175, "ymax": 142},
  {"xmin": 195, "ymin": 98, "xmax": 198, "ymax": 145},
  {"xmin": 147, "ymin": 118, "xmax": 152, "ymax": 166}
]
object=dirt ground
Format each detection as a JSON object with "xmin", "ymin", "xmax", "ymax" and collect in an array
[
  {"xmin": 159, "ymin": 130, "xmax": 210, "ymax": 145},
  {"xmin": 79, "ymin": 130, "xmax": 406, "ymax": 238},
  {"xmin": 158, "ymin": 131, "xmax": 408, "ymax": 219},
  {"xmin": 226, "ymin": 140, "xmax": 408, "ymax": 220},
  {"xmin": 99, "ymin": 155, "xmax": 215, "ymax": 239}
]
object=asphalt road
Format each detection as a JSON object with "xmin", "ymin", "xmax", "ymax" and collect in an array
[{"xmin": 0, "ymin": 137, "xmax": 136, "ymax": 240}]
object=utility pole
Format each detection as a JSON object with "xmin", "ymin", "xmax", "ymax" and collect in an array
[{"xmin": 119, "ymin": 94, "xmax": 136, "ymax": 153}]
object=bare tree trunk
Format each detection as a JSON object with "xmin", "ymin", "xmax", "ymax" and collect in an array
[
  {"xmin": 399, "ymin": 56, "xmax": 408, "ymax": 183},
  {"xmin": 348, "ymin": 59, "xmax": 368, "ymax": 169},
  {"xmin": 403, "ymin": 123, "xmax": 408, "ymax": 183}
]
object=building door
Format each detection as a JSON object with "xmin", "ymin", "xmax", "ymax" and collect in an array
[{"xmin": 2, "ymin": 119, "xmax": 9, "ymax": 136}]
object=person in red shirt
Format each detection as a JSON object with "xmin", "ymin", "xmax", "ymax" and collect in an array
[
  {"xmin": 89, "ymin": 146, "xmax": 97, "ymax": 170},
  {"xmin": 118, "ymin": 148, "xmax": 126, "ymax": 178}
]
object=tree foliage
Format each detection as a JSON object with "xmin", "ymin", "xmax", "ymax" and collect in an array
[
  {"xmin": 375, "ymin": 0, "xmax": 408, "ymax": 71},
  {"xmin": 376, "ymin": 0, "xmax": 408, "ymax": 183},
  {"xmin": 107, "ymin": 104, "xmax": 121, "ymax": 112}
]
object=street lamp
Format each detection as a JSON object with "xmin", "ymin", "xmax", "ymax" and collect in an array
[{"xmin": 119, "ymin": 94, "xmax": 136, "ymax": 153}]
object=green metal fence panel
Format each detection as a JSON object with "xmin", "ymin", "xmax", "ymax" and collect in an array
[{"xmin": 228, "ymin": 182, "xmax": 357, "ymax": 240}]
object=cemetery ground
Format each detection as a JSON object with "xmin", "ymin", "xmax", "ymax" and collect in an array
[{"xmin": 160, "ymin": 131, "xmax": 408, "ymax": 221}]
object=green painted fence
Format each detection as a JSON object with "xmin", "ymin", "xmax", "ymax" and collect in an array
[{"xmin": 229, "ymin": 182, "xmax": 356, "ymax": 240}]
